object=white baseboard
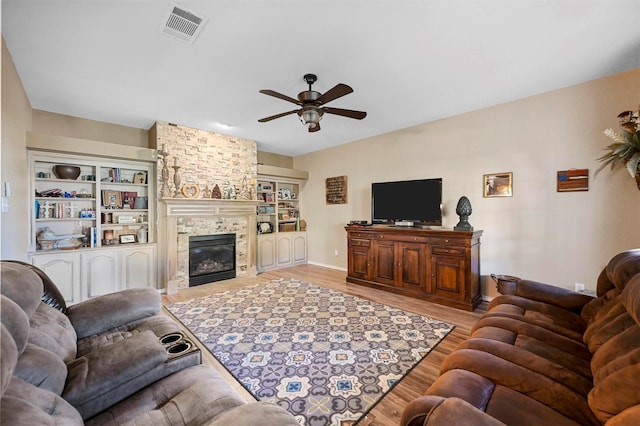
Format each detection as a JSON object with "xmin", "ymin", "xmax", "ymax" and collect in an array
[{"xmin": 307, "ymin": 261, "xmax": 347, "ymax": 272}]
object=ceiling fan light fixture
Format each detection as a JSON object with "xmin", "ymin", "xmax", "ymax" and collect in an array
[{"xmin": 301, "ymin": 109, "xmax": 321, "ymax": 128}]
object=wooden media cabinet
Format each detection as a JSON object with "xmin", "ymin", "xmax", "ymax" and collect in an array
[{"xmin": 346, "ymin": 225, "xmax": 483, "ymax": 311}]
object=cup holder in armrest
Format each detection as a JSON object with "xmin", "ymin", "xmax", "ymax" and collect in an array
[
  {"xmin": 160, "ymin": 332, "xmax": 184, "ymax": 345},
  {"xmin": 167, "ymin": 341, "xmax": 192, "ymax": 355},
  {"xmin": 159, "ymin": 333, "xmax": 200, "ymax": 362}
]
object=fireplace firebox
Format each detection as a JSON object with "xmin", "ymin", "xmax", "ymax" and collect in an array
[{"xmin": 189, "ymin": 234, "xmax": 236, "ymax": 286}]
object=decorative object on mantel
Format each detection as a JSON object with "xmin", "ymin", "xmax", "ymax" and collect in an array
[
  {"xmin": 181, "ymin": 184, "xmax": 200, "ymax": 199},
  {"xmin": 223, "ymin": 178, "xmax": 231, "ymax": 199},
  {"xmin": 211, "ymin": 184, "xmax": 222, "ymax": 199},
  {"xmin": 172, "ymin": 158, "xmax": 182, "ymax": 197},
  {"xmin": 249, "ymin": 178, "xmax": 257, "ymax": 200},
  {"xmin": 454, "ymin": 196, "xmax": 473, "ymax": 231},
  {"xmin": 203, "ymin": 185, "xmax": 210, "ymax": 198},
  {"xmin": 158, "ymin": 145, "xmax": 171, "ymax": 198},
  {"xmin": 557, "ymin": 169, "xmax": 589, "ymax": 192},
  {"xmin": 595, "ymin": 107, "xmax": 640, "ymax": 191}
]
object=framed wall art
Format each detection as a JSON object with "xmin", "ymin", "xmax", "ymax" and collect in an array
[{"xmin": 483, "ymin": 172, "xmax": 513, "ymax": 197}]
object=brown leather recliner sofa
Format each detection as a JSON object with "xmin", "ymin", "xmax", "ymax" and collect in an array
[
  {"xmin": 401, "ymin": 248, "xmax": 640, "ymax": 426},
  {"xmin": 0, "ymin": 261, "xmax": 299, "ymax": 425}
]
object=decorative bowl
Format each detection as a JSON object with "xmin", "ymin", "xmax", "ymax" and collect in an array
[{"xmin": 53, "ymin": 165, "xmax": 81, "ymax": 180}]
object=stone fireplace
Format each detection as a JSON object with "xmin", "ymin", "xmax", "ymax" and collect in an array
[
  {"xmin": 153, "ymin": 121, "xmax": 258, "ymax": 291},
  {"xmin": 161, "ymin": 198, "xmax": 258, "ymax": 291}
]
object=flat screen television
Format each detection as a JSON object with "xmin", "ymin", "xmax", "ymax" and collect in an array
[{"xmin": 371, "ymin": 178, "xmax": 442, "ymax": 226}]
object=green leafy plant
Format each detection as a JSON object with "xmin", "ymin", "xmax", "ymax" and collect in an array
[{"xmin": 595, "ymin": 109, "xmax": 640, "ymax": 178}]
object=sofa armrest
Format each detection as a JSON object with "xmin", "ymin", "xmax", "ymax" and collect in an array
[
  {"xmin": 401, "ymin": 396, "xmax": 507, "ymax": 426},
  {"xmin": 511, "ymin": 279, "xmax": 594, "ymax": 312},
  {"xmin": 66, "ymin": 288, "xmax": 161, "ymax": 339},
  {"xmin": 204, "ymin": 402, "xmax": 300, "ymax": 426},
  {"xmin": 64, "ymin": 330, "xmax": 167, "ymax": 416}
]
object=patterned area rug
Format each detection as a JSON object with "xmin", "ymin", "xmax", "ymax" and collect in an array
[{"xmin": 167, "ymin": 278, "xmax": 454, "ymax": 425}]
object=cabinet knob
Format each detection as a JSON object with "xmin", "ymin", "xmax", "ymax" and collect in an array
[{"xmin": 445, "ymin": 239, "xmax": 449, "ymax": 243}]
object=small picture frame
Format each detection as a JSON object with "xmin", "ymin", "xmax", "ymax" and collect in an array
[
  {"xmin": 134, "ymin": 172, "xmax": 147, "ymax": 184},
  {"xmin": 257, "ymin": 206, "xmax": 268, "ymax": 214},
  {"xmin": 280, "ymin": 188, "xmax": 291, "ymax": 200},
  {"xmin": 258, "ymin": 222, "xmax": 273, "ymax": 234},
  {"xmin": 279, "ymin": 212, "xmax": 290, "ymax": 221},
  {"xmin": 261, "ymin": 183, "xmax": 273, "ymax": 191},
  {"xmin": 266, "ymin": 206, "xmax": 275, "ymax": 214},
  {"xmin": 483, "ymin": 172, "xmax": 513, "ymax": 197},
  {"xmin": 257, "ymin": 193, "xmax": 266, "ymax": 202},
  {"xmin": 119, "ymin": 234, "xmax": 137, "ymax": 244},
  {"xmin": 266, "ymin": 193, "xmax": 274, "ymax": 203},
  {"xmin": 102, "ymin": 190, "xmax": 122, "ymax": 208}
]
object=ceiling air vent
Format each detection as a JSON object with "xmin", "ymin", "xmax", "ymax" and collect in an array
[{"xmin": 159, "ymin": 3, "xmax": 208, "ymax": 44}]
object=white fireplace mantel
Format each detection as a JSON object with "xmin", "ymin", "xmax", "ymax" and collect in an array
[
  {"xmin": 162, "ymin": 198, "xmax": 259, "ymax": 217},
  {"xmin": 159, "ymin": 198, "xmax": 260, "ymax": 292}
]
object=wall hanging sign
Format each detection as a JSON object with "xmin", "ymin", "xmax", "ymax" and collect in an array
[
  {"xmin": 326, "ymin": 175, "xmax": 348, "ymax": 204},
  {"xmin": 483, "ymin": 172, "xmax": 513, "ymax": 197},
  {"xmin": 557, "ymin": 169, "xmax": 589, "ymax": 192}
]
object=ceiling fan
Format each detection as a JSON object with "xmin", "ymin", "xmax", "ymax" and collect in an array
[{"xmin": 258, "ymin": 74, "xmax": 367, "ymax": 132}]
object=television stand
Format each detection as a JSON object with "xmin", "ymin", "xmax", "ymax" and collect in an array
[{"xmin": 345, "ymin": 225, "xmax": 483, "ymax": 311}]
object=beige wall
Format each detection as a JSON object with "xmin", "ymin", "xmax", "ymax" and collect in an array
[
  {"xmin": 294, "ymin": 69, "xmax": 640, "ymax": 297},
  {"xmin": 1, "ymin": 38, "xmax": 33, "ymax": 260},
  {"xmin": 32, "ymin": 110, "xmax": 149, "ymax": 147},
  {"xmin": 258, "ymin": 151, "xmax": 293, "ymax": 168}
]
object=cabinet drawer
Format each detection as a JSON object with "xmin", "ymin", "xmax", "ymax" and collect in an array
[
  {"xmin": 432, "ymin": 246, "xmax": 465, "ymax": 257},
  {"xmin": 349, "ymin": 232, "xmax": 373, "ymax": 239},
  {"xmin": 376, "ymin": 234, "xmax": 429, "ymax": 243},
  {"xmin": 430, "ymin": 237, "xmax": 465, "ymax": 247},
  {"xmin": 350, "ymin": 238, "xmax": 371, "ymax": 247}
]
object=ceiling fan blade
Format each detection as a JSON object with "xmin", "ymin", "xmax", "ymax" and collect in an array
[
  {"xmin": 316, "ymin": 83, "xmax": 353, "ymax": 105},
  {"xmin": 259, "ymin": 89, "xmax": 301, "ymax": 105},
  {"xmin": 322, "ymin": 107, "xmax": 367, "ymax": 120},
  {"xmin": 258, "ymin": 109, "xmax": 299, "ymax": 122},
  {"xmin": 308, "ymin": 122, "xmax": 321, "ymax": 132}
]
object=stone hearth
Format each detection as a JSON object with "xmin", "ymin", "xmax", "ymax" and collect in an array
[{"xmin": 160, "ymin": 199, "xmax": 258, "ymax": 291}]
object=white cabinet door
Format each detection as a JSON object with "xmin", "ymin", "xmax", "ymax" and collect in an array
[
  {"xmin": 121, "ymin": 245, "xmax": 157, "ymax": 290},
  {"xmin": 276, "ymin": 235, "xmax": 292, "ymax": 267},
  {"xmin": 31, "ymin": 252, "xmax": 81, "ymax": 305},
  {"xmin": 81, "ymin": 250, "xmax": 119, "ymax": 299},
  {"xmin": 257, "ymin": 235, "xmax": 276, "ymax": 272},
  {"xmin": 292, "ymin": 233, "xmax": 307, "ymax": 264}
]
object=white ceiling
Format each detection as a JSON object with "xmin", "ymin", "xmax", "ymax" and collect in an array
[{"xmin": 3, "ymin": 0, "xmax": 639, "ymax": 156}]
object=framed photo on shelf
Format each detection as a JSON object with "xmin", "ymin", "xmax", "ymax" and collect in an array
[
  {"xmin": 261, "ymin": 183, "xmax": 273, "ymax": 191},
  {"xmin": 119, "ymin": 234, "xmax": 137, "ymax": 244},
  {"xmin": 266, "ymin": 206, "xmax": 275, "ymax": 214},
  {"xmin": 483, "ymin": 172, "xmax": 513, "ymax": 197},
  {"xmin": 279, "ymin": 212, "xmax": 290, "ymax": 221},
  {"xmin": 102, "ymin": 190, "xmax": 122, "ymax": 208},
  {"xmin": 266, "ymin": 193, "xmax": 274, "ymax": 203},
  {"xmin": 258, "ymin": 222, "xmax": 273, "ymax": 234},
  {"xmin": 257, "ymin": 206, "xmax": 268, "ymax": 214},
  {"xmin": 133, "ymin": 172, "xmax": 147, "ymax": 184},
  {"xmin": 257, "ymin": 193, "xmax": 266, "ymax": 202},
  {"xmin": 280, "ymin": 188, "xmax": 291, "ymax": 200}
]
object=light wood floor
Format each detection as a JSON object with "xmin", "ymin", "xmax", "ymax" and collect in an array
[{"xmin": 162, "ymin": 264, "xmax": 486, "ymax": 426}]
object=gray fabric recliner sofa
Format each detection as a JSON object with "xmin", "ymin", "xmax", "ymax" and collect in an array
[{"xmin": 0, "ymin": 261, "xmax": 299, "ymax": 425}]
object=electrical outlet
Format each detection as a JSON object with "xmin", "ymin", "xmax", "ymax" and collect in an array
[
  {"xmin": 334, "ymin": 249, "xmax": 339, "ymax": 257},
  {"xmin": 575, "ymin": 283, "xmax": 585, "ymax": 292}
]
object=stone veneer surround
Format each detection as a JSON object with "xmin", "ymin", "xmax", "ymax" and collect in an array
[
  {"xmin": 161, "ymin": 199, "xmax": 258, "ymax": 290},
  {"xmin": 153, "ymin": 122, "xmax": 258, "ymax": 290}
]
